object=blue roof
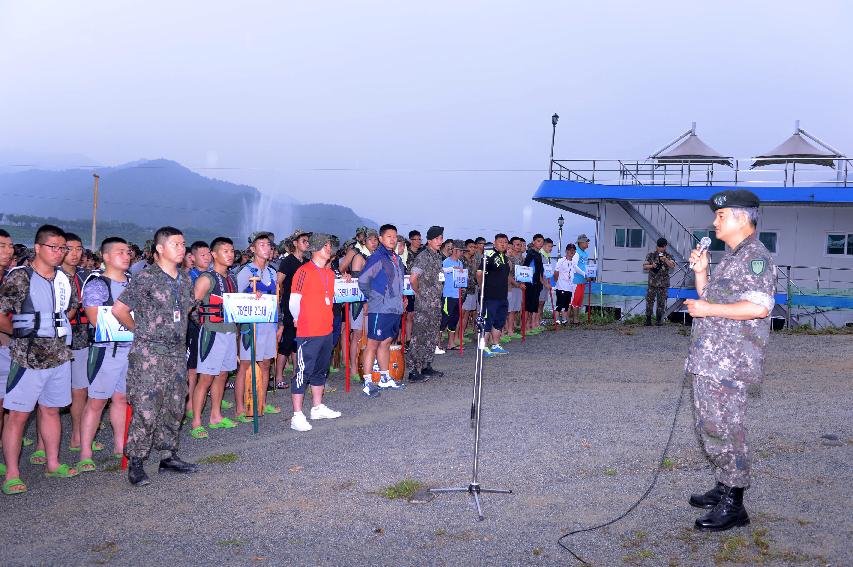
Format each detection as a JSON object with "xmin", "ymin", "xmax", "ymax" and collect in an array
[{"xmin": 534, "ymin": 180, "xmax": 853, "ymax": 205}]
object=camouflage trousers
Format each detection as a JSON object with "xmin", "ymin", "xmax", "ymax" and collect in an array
[
  {"xmin": 406, "ymin": 301, "xmax": 441, "ymax": 373},
  {"xmin": 690, "ymin": 372, "xmax": 751, "ymax": 488},
  {"xmin": 125, "ymin": 344, "xmax": 187, "ymax": 460},
  {"xmin": 645, "ymin": 285, "xmax": 667, "ymax": 321}
]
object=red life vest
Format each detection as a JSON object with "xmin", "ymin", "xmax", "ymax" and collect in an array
[{"xmin": 199, "ymin": 271, "xmax": 236, "ymax": 324}]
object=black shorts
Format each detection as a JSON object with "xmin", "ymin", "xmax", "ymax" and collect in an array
[
  {"xmin": 483, "ymin": 299, "xmax": 508, "ymax": 332},
  {"xmin": 440, "ymin": 297, "xmax": 461, "ymax": 331},
  {"xmin": 524, "ymin": 284, "xmax": 542, "ymax": 313},
  {"xmin": 405, "ymin": 295, "xmax": 415, "ymax": 312},
  {"xmin": 278, "ymin": 322, "xmax": 297, "ymax": 357},
  {"xmin": 555, "ymin": 289, "xmax": 573, "ymax": 311},
  {"xmin": 186, "ymin": 321, "xmax": 199, "ymax": 370}
]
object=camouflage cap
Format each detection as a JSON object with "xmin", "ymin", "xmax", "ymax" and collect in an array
[
  {"xmin": 364, "ymin": 228, "xmax": 379, "ymax": 240},
  {"xmin": 452, "ymin": 239, "xmax": 466, "ymax": 250},
  {"xmin": 308, "ymin": 232, "xmax": 333, "ymax": 252},
  {"xmin": 288, "ymin": 228, "xmax": 312, "ymax": 243},
  {"xmin": 355, "ymin": 226, "xmax": 370, "ymax": 236},
  {"xmin": 249, "ymin": 231, "xmax": 275, "ymax": 245}
]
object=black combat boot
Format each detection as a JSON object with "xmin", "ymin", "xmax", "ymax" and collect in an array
[
  {"xmin": 689, "ymin": 481, "xmax": 726, "ymax": 509},
  {"xmin": 408, "ymin": 370, "xmax": 429, "ymax": 383},
  {"xmin": 159, "ymin": 454, "xmax": 200, "ymax": 474},
  {"xmin": 128, "ymin": 458, "xmax": 150, "ymax": 487},
  {"xmin": 421, "ymin": 365, "xmax": 443, "ymax": 378},
  {"xmin": 694, "ymin": 485, "xmax": 750, "ymax": 531},
  {"xmin": 655, "ymin": 315, "xmax": 663, "ymax": 326},
  {"xmin": 644, "ymin": 316, "xmax": 652, "ymax": 326}
]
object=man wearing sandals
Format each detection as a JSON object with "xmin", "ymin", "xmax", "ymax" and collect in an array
[
  {"xmin": 0, "ymin": 225, "xmax": 80, "ymax": 494},
  {"xmin": 112, "ymin": 226, "xmax": 200, "ymax": 487},
  {"xmin": 188, "ymin": 237, "xmax": 240, "ymax": 440},
  {"xmin": 75, "ymin": 237, "xmax": 133, "ymax": 473}
]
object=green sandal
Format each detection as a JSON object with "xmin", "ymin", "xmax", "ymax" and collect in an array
[
  {"xmin": 328, "ymin": 366, "xmax": 340, "ymax": 374},
  {"xmin": 351, "ymin": 374, "xmax": 362, "ymax": 383},
  {"xmin": 0, "ymin": 463, "xmax": 5, "ymax": 476},
  {"xmin": 76, "ymin": 458, "xmax": 97, "ymax": 473},
  {"xmin": 2, "ymin": 477, "xmax": 27, "ymax": 495},
  {"xmin": 70, "ymin": 441, "xmax": 104, "ymax": 453},
  {"xmin": 190, "ymin": 426, "xmax": 208, "ymax": 439},
  {"xmin": 22, "ymin": 437, "xmax": 34, "ymax": 448},
  {"xmin": 29, "ymin": 450, "xmax": 47, "ymax": 466},
  {"xmin": 208, "ymin": 417, "xmax": 238, "ymax": 430},
  {"xmin": 45, "ymin": 463, "xmax": 79, "ymax": 478},
  {"xmin": 234, "ymin": 414, "xmax": 252, "ymax": 424},
  {"xmin": 263, "ymin": 404, "xmax": 281, "ymax": 415},
  {"xmin": 220, "ymin": 400, "xmax": 234, "ymax": 410}
]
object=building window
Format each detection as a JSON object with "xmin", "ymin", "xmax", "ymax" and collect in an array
[
  {"xmin": 614, "ymin": 228, "xmax": 644, "ymax": 248},
  {"xmin": 692, "ymin": 230, "xmax": 726, "ymax": 251},
  {"xmin": 826, "ymin": 234, "xmax": 853, "ymax": 256},
  {"xmin": 758, "ymin": 232, "xmax": 778, "ymax": 254}
]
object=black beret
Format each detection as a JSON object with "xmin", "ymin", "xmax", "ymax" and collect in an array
[
  {"xmin": 709, "ymin": 189, "xmax": 760, "ymax": 211},
  {"xmin": 426, "ymin": 225, "xmax": 444, "ymax": 240}
]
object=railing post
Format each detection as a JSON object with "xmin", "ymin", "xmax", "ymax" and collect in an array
[
  {"xmin": 592, "ymin": 160, "xmax": 596, "ymax": 184},
  {"xmin": 786, "ymin": 266, "xmax": 792, "ymax": 328}
]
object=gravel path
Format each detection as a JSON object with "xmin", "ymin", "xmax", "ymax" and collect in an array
[{"xmin": 1, "ymin": 324, "xmax": 850, "ymax": 566}]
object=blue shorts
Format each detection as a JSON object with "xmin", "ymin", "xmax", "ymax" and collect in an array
[
  {"xmin": 367, "ymin": 313, "xmax": 402, "ymax": 342},
  {"xmin": 483, "ymin": 299, "xmax": 508, "ymax": 332},
  {"xmin": 293, "ymin": 334, "xmax": 333, "ymax": 394}
]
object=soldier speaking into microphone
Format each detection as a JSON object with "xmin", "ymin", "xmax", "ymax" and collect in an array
[{"xmin": 684, "ymin": 189, "xmax": 776, "ymax": 532}]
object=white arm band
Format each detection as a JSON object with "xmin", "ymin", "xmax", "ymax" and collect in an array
[{"xmin": 289, "ymin": 293, "xmax": 302, "ymax": 322}]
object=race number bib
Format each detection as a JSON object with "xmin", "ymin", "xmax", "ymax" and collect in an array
[
  {"xmin": 334, "ymin": 279, "xmax": 365, "ymax": 304},
  {"xmin": 95, "ymin": 307, "xmax": 134, "ymax": 342},
  {"xmin": 403, "ymin": 275, "xmax": 414, "ymax": 296},
  {"xmin": 453, "ymin": 270, "xmax": 468, "ymax": 289},
  {"xmin": 543, "ymin": 262, "xmax": 554, "ymax": 279},
  {"xmin": 514, "ymin": 265, "xmax": 533, "ymax": 283},
  {"xmin": 222, "ymin": 293, "xmax": 279, "ymax": 323},
  {"xmin": 586, "ymin": 263, "xmax": 597, "ymax": 279}
]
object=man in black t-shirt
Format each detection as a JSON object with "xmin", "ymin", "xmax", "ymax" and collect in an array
[
  {"xmin": 274, "ymin": 230, "xmax": 311, "ymax": 388},
  {"xmin": 477, "ymin": 233, "xmax": 511, "ymax": 357},
  {"xmin": 523, "ymin": 233, "xmax": 547, "ymax": 331}
]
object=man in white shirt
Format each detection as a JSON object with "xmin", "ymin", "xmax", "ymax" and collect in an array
[{"xmin": 552, "ymin": 244, "xmax": 577, "ymax": 325}]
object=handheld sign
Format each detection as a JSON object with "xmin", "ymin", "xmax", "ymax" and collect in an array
[
  {"xmin": 334, "ymin": 278, "xmax": 365, "ymax": 304},
  {"xmin": 403, "ymin": 274, "xmax": 414, "ymax": 296},
  {"xmin": 586, "ymin": 263, "xmax": 598, "ymax": 279},
  {"xmin": 514, "ymin": 265, "xmax": 533, "ymax": 283},
  {"xmin": 453, "ymin": 269, "xmax": 468, "ymax": 289},
  {"xmin": 222, "ymin": 293, "xmax": 279, "ymax": 323},
  {"xmin": 438, "ymin": 270, "xmax": 446, "ymax": 283},
  {"xmin": 95, "ymin": 307, "xmax": 134, "ymax": 342},
  {"xmin": 543, "ymin": 262, "xmax": 554, "ymax": 279}
]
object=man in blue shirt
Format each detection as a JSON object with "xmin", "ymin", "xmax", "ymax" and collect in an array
[
  {"xmin": 440, "ymin": 240, "xmax": 466, "ymax": 351},
  {"xmin": 570, "ymin": 234, "xmax": 590, "ymax": 324}
]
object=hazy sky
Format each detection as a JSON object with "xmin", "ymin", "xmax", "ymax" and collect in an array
[{"xmin": 2, "ymin": 1, "xmax": 851, "ymax": 242}]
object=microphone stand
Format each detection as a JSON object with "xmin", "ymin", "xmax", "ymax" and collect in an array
[{"xmin": 430, "ymin": 250, "xmax": 512, "ymax": 520}]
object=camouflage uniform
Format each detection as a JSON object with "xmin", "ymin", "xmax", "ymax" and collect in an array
[
  {"xmin": 685, "ymin": 234, "xmax": 776, "ymax": 488},
  {"xmin": 645, "ymin": 251, "xmax": 673, "ymax": 322},
  {"xmin": 118, "ymin": 263, "xmax": 198, "ymax": 460},
  {"xmin": 406, "ymin": 247, "xmax": 443, "ymax": 373}
]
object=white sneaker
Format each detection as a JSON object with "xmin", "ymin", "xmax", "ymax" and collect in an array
[
  {"xmin": 290, "ymin": 411, "xmax": 313, "ymax": 431},
  {"xmin": 310, "ymin": 404, "xmax": 341, "ymax": 420},
  {"xmin": 434, "ymin": 346, "xmax": 446, "ymax": 355}
]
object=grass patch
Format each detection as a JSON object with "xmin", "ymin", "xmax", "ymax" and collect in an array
[
  {"xmin": 622, "ymin": 549, "xmax": 654, "ymax": 564},
  {"xmin": 198, "ymin": 452, "xmax": 239, "ymax": 465},
  {"xmin": 661, "ymin": 457, "xmax": 675, "ymax": 471},
  {"xmin": 380, "ymin": 478, "xmax": 426, "ymax": 500},
  {"xmin": 217, "ymin": 539, "xmax": 244, "ymax": 546},
  {"xmin": 782, "ymin": 324, "xmax": 853, "ymax": 335},
  {"xmin": 621, "ymin": 314, "xmax": 647, "ymax": 325},
  {"xmin": 603, "ymin": 467, "xmax": 617, "ymax": 476},
  {"xmin": 622, "ymin": 530, "xmax": 649, "ymax": 548},
  {"xmin": 714, "ymin": 534, "xmax": 749, "ymax": 563},
  {"xmin": 532, "ymin": 547, "xmax": 542, "ymax": 556},
  {"xmin": 101, "ymin": 462, "xmax": 122, "ymax": 473}
]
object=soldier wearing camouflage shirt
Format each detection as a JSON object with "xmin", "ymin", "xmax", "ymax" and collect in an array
[
  {"xmin": 113, "ymin": 226, "xmax": 200, "ymax": 487},
  {"xmin": 406, "ymin": 225, "xmax": 445, "ymax": 382},
  {"xmin": 643, "ymin": 237, "xmax": 676, "ymax": 326},
  {"xmin": 684, "ymin": 189, "xmax": 776, "ymax": 532}
]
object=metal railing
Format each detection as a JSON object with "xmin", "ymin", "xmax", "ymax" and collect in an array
[
  {"xmin": 550, "ymin": 158, "xmax": 852, "ymax": 187},
  {"xmin": 626, "ymin": 202, "xmax": 699, "ymax": 261}
]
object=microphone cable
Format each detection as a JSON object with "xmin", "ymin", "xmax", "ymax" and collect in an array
[{"xmin": 557, "ymin": 374, "xmax": 688, "ymax": 564}]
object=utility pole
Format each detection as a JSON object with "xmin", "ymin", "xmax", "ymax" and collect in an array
[{"xmin": 91, "ymin": 173, "xmax": 100, "ymax": 249}]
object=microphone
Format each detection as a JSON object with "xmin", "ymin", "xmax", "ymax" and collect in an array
[{"xmin": 689, "ymin": 237, "xmax": 712, "ymax": 270}]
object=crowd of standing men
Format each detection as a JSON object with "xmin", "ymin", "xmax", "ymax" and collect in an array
[{"xmin": 0, "ymin": 222, "xmax": 590, "ymax": 494}]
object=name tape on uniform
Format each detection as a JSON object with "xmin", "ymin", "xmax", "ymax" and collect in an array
[
  {"xmin": 94, "ymin": 306, "xmax": 134, "ymax": 342},
  {"xmin": 334, "ymin": 278, "xmax": 365, "ymax": 304},
  {"xmin": 514, "ymin": 265, "xmax": 534, "ymax": 283},
  {"xmin": 222, "ymin": 293, "xmax": 279, "ymax": 323}
]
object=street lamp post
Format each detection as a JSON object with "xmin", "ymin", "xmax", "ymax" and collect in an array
[
  {"xmin": 549, "ymin": 113, "xmax": 559, "ymax": 180},
  {"xmin": 557, "ymin": 214, "xmax": 565, "ymax": 252}
]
